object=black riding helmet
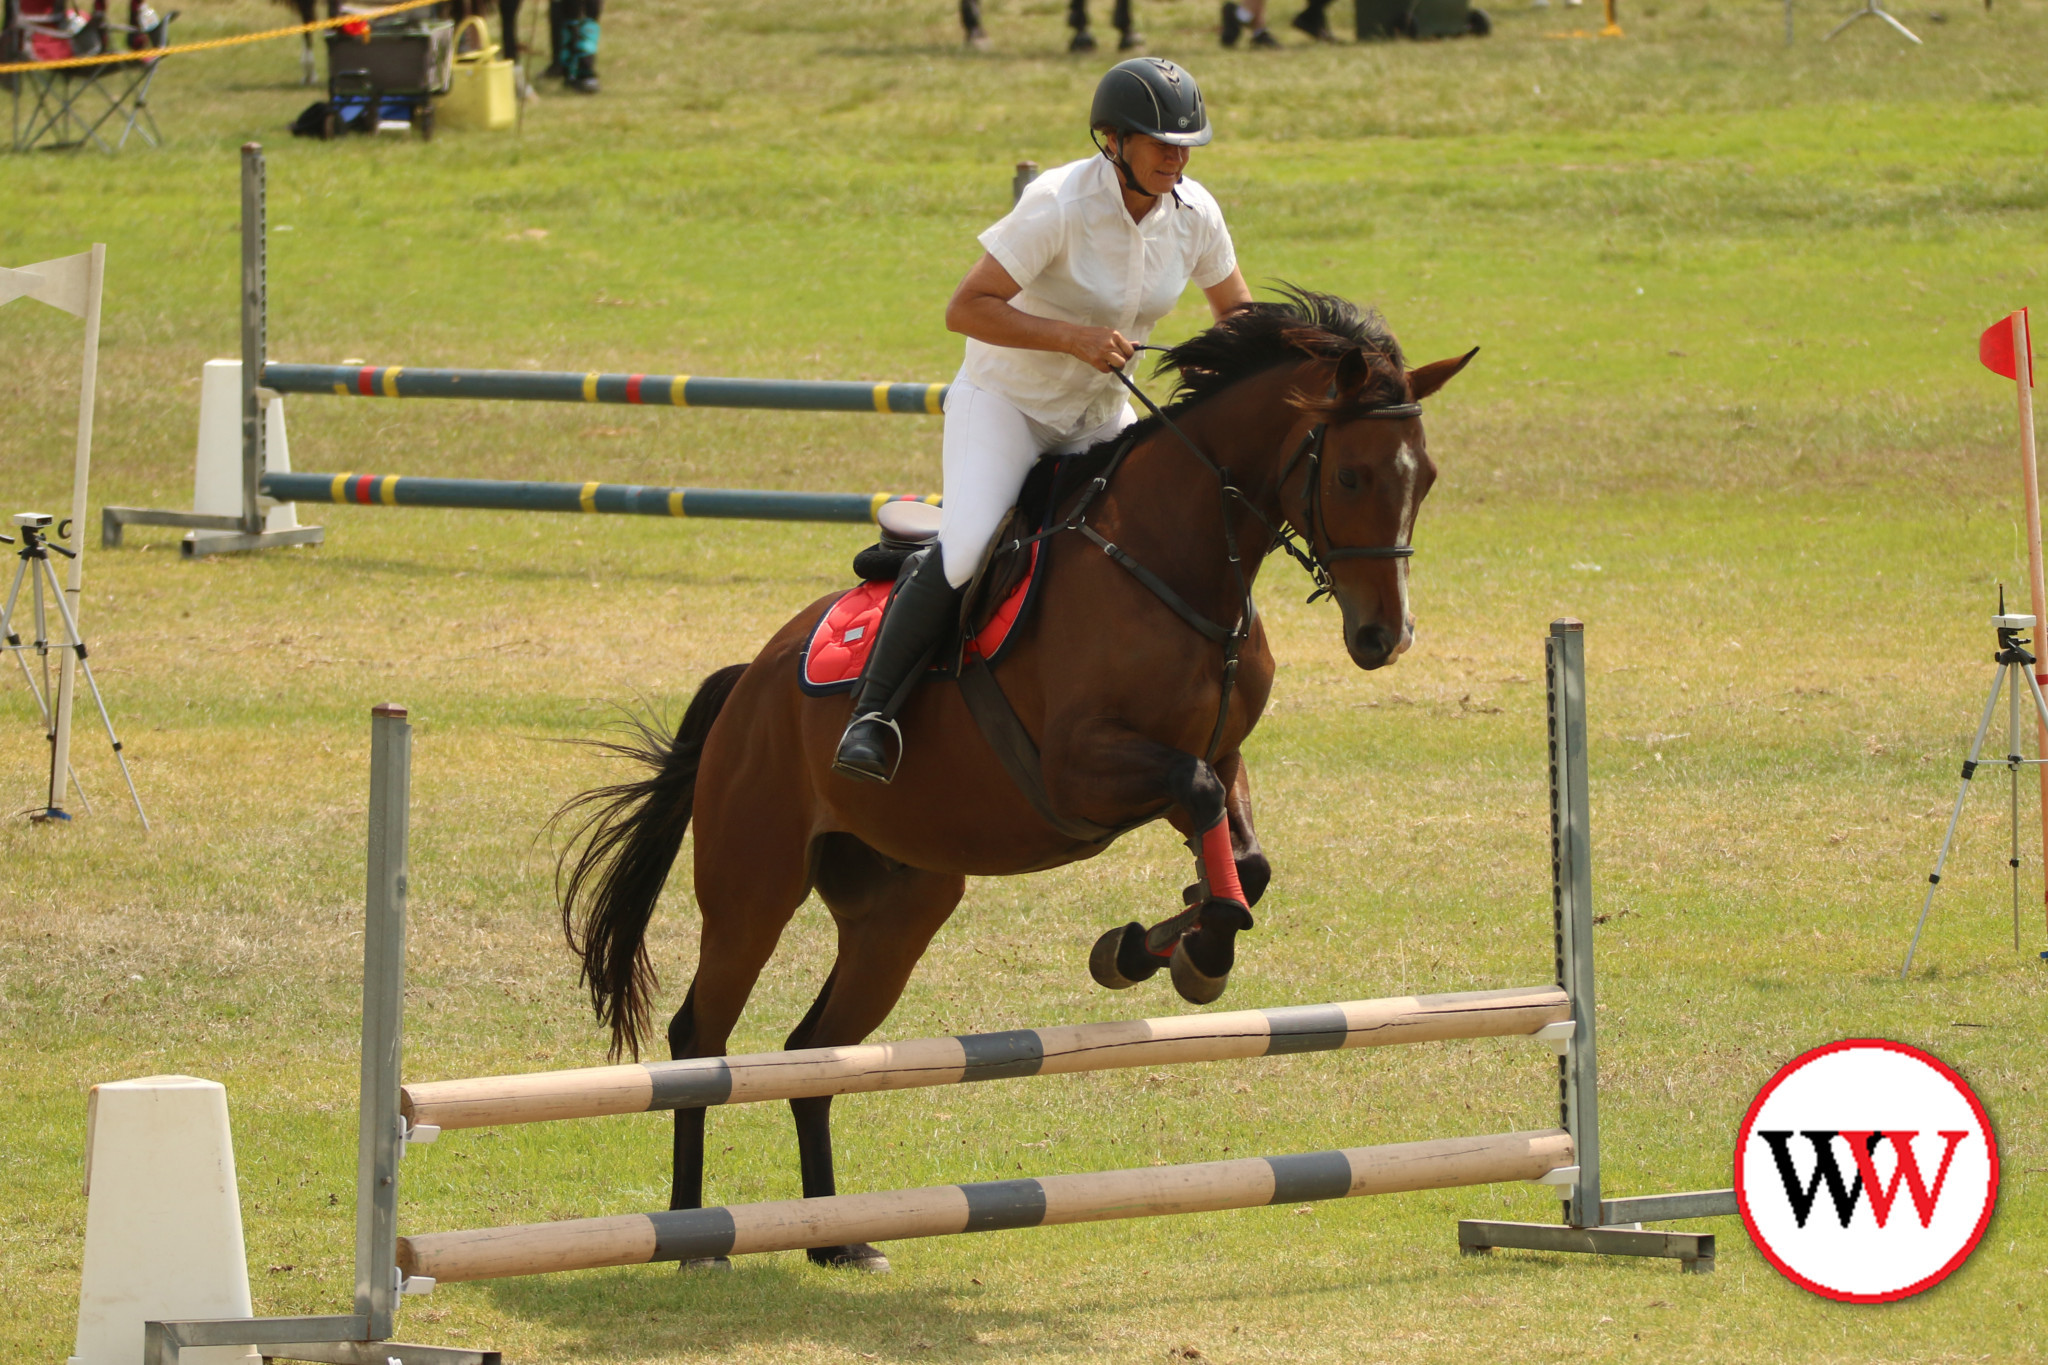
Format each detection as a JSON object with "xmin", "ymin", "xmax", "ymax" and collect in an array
[
  {"xmin": 1089, "ymin": 58, "xmax": 1210, "ymax": 202},
  {"xmin": 1089, "ymin": 57, "xmax": 1212, "ymax": 147}
]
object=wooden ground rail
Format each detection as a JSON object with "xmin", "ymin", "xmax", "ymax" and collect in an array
[{"xmin": 398, "ymin": 1130, "xmax": 1573, "ymax": 1283}]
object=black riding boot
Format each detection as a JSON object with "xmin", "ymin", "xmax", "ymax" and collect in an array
[{"xmin": 833, "ymin": 549, "xmax": 963, "ymax": 785}]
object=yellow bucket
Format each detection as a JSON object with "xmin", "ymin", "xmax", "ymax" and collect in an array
[{"xmin": 436, "ymin": 16, "xmax": 515, "ymax": 131}]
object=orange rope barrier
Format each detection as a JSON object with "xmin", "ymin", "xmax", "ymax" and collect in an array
[{"xmin": 0, "ymin": 0, "xmax": 441, "ymax": 75}]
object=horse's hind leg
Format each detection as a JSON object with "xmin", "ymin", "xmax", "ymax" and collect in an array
[
  {"xmin": 785, "ymin": 832, "xmax": 965, "ymax": 1273},
  {"xmin": 663, "ymin": 834, "xmax": 815, "ymax": 1268}
]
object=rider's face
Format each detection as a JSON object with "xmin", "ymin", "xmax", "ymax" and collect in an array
[{"xmin": 1113, "ymin": 132, "xmax": 1192, "ymax": 196}]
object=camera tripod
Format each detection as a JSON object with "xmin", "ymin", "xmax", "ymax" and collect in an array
[
  {"xmin": 1902, "ymin": 597, "xmax": 2047, "ymax": 976},
  {"xmin": 1825, "ymin": 0, "xmax": 1921, "ymax": 43},
  {"xmin": 0, "ymin": 514, "xmax": 147, "ymax": 828}
]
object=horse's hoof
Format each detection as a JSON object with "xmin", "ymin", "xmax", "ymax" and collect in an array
[
  {"xmin": 1236, "ymin": 852, "xmax": 1272, "ymax": 907},
  {"xmin": 1170, "ymin": 937, "xmax": 1229, "ymax": 1005},
  {"xmin": 1090, "ymin": 921, "xmax": 1162, "ymax": 989},
  {"xmin": 678, "ymin": 1255, "xmax": 731, "ymax": 1272},
  {"xmin": 809, "ymin": 1242, "xmax": 892, "ymax": 1273}
]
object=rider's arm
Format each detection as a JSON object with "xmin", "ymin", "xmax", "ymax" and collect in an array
[
  {"xmin": 946, "ymin": 253, "xmax": 1136, "ymax": 374},
  {"xmin": 1203, "ymin": 268, "xmax": 1253, "ymax": 320}
]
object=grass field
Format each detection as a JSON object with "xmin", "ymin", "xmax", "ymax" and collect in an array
[{"xmin": 4, "ymin": 1, "xmax": 2046, "ymax": 1360}]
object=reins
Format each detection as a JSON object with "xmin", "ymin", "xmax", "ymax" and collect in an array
[{"xmin": 992, "ymin": 348, "xmax": 1420, "ymax": 765}]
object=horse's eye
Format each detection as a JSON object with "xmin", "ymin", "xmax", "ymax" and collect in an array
[{"xmin": 1336, "ymin": 467, "xmax": 1362, "ymax": 491}]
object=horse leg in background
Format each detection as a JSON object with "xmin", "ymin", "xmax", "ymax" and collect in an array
[
  {"xmin": 960, "ymin": 0, "xmax": 988, "ymax": 47},
  {"xmin": 661, "ymin": 848, "xmax": 816, "ymax": 1269},
  {"xmin": 1065, "ymin": 0, "xmax": 1097, "ymax": 51},
  {"xmin": 784, "ymin": 833, "xmax": 967, "ymax": 1273},
  {"xmin": 1111, "ymin": 0, "xmax": 1144, "ymax": 48},
  {"xmin": 1078, "ymin": 742, "xmax": 1257, "ymax": 1004}
]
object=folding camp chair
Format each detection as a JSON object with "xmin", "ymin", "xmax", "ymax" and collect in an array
[{"xmin": 5, "ymin": 0, "xmax": 173, "ymax": 153}]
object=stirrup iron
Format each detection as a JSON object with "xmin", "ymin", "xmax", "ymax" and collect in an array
[{"xmin": 833, "ymin": 713, "xmax": 905, "ymax": 785}]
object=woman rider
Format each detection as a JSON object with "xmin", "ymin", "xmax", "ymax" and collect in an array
[{"xmin": 835, "ymin": 57, "xmax": 1253, "ymax": 784}]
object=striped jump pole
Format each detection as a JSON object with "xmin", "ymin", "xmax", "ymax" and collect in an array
[
  {"xmin": 400, "ymin": 986, "xmax": 1571, "ymax": 1133},
  {"xmin": 263, "ymin": 471, "xmax": 939, "ymax": 525},
  {"xmin": 397, "ymin": 1130, "xmax": 1575, "ymax": 1284},
  {"xmin": 264, "ymin": 363, "xmax": 950, "ymax": 416}
]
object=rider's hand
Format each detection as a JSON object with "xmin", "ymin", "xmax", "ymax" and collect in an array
[{"xmin": 1070, "ymin": 326, "xmax": 1137, "ymax": 374}]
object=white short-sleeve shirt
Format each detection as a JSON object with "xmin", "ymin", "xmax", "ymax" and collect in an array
[{"xmin": 961, "ymin": 153, "xmax": 1238, "ymax": 435}]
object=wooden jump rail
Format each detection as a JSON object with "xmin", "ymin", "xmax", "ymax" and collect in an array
[
  {"xmin": 399, "ymin": 986, "xmax": 1570, "ymax": 1132},
  {"xmin": 145, "ymin": 623, "xmax": 1740, "ymax": 1365},
  {"xmin": 397, "ymin": 1131, "xmax": 1574, "ymax": 1284}
]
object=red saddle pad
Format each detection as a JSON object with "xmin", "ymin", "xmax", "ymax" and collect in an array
[{"xmin": 800, "ymin": 543, "xmax": 1040, "ymax": 694}]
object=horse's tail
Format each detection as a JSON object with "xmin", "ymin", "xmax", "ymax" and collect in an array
[{"xmin": 553, "ymin": 663, "xmax": 748, "ymax": 1061}]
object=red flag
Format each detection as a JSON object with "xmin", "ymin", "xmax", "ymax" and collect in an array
[{"xmin": 1981, "ymin": 309, "xmax": 2033, "ymax": 385}]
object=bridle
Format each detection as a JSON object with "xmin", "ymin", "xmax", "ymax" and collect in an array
[
  {"xmin": 1266, "ymin": 391, "xmax": 1421, "ymax": 603},
  {"xmin": 1111, "ymin": 347, "xmax": 1421, "ymax": 606},
  {"xmin": 997, "ymin": 347, "xmax": 1422, "ymax": 762}
]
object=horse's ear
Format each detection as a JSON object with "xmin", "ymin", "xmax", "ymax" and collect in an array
[
  {"xmin": 1332, "ymin": 346, "xmax": 1370, "ymax": 396},
  {"xmin": 1407, "ymin": 347, "xmax": 1480, "ymax": 403}
]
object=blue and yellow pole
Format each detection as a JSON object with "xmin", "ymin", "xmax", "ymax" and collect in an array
[
  {"xmin": 263, "ymin": 364, "xmax": 949, "ymax": 415},
  {"xmin": 263, "ymin": 472, "xmax": 939, "ymax": 524}
]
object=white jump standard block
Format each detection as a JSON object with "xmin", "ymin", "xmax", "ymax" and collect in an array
[
  {"xmin": 70, "ymin": 1075, "xmax": 256, "ymax": 1365},
  {"xmin": 188, "ymin": 359, "xmax": 303, "ymax": 547}
]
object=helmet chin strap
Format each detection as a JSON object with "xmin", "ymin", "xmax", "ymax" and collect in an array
[
  {"xmin": 1093, "ymin": 129, "xmax": 1155, "ymax": 198},
  {"xmin": 1093, "ymin": 130, "xmax": 1188, "ymax": 207}
]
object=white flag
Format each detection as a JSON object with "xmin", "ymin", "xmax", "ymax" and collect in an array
[{"xmin": 0, "ymin": 251, "xmax": 95, "ymax": 318}]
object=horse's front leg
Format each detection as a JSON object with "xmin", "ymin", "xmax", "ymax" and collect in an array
[
  {"xmin": 1062, "ymin": 736, "xmax": 1258, "ymax": 1004},
  {"xmin": 1214, "ymin": 751, "xmax": 1271, "ymax": 909}
]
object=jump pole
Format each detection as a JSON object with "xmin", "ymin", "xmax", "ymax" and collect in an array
[
  {"xmin": 400, "ymin": 986, "xmax": 1569, "ymax": 1131},
  {"xmin": 397, "ymin": 1131, "xmax": 1575, "ymax": 1283},
  {"xmin": 261, "ymin": 471, "xmax": 938, "ymax": 525},
  {"xmin": 263, "ymin": 363, "xmax": 949, "ymax": 415}
]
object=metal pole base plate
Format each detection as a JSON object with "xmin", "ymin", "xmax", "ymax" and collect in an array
[
  {"xmin": 100, "ymin": 506, "xmax": 325, "ymax": 555},
  {"xmin": 262, "ymin": 1343, "xmax": 501, "ymax": 1365},
  {"xmin": 1458, "ymin": 1219, "xmax": 1717, "ymax": 1273},
  {"xmin": 145, "ymin": 1318, "xmax": 497, "ymax": 1365},
  {"xmin": 180, "ymin": 525, "xmax": 327, "ymax": 558}
]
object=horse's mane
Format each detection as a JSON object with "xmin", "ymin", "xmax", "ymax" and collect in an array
[{"xmin": 1150, "ymin": 285, "xmax": 1408, "ymax": 422}]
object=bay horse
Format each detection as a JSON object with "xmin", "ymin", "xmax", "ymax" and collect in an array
[{"xmin": 555, "ymin": 289, "xmax": 1473, "ymax": 1271}]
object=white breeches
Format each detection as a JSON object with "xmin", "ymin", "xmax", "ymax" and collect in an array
[{"xmin": 937, "ymin": 379, "xmax": 1136, "ymax": 587}]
